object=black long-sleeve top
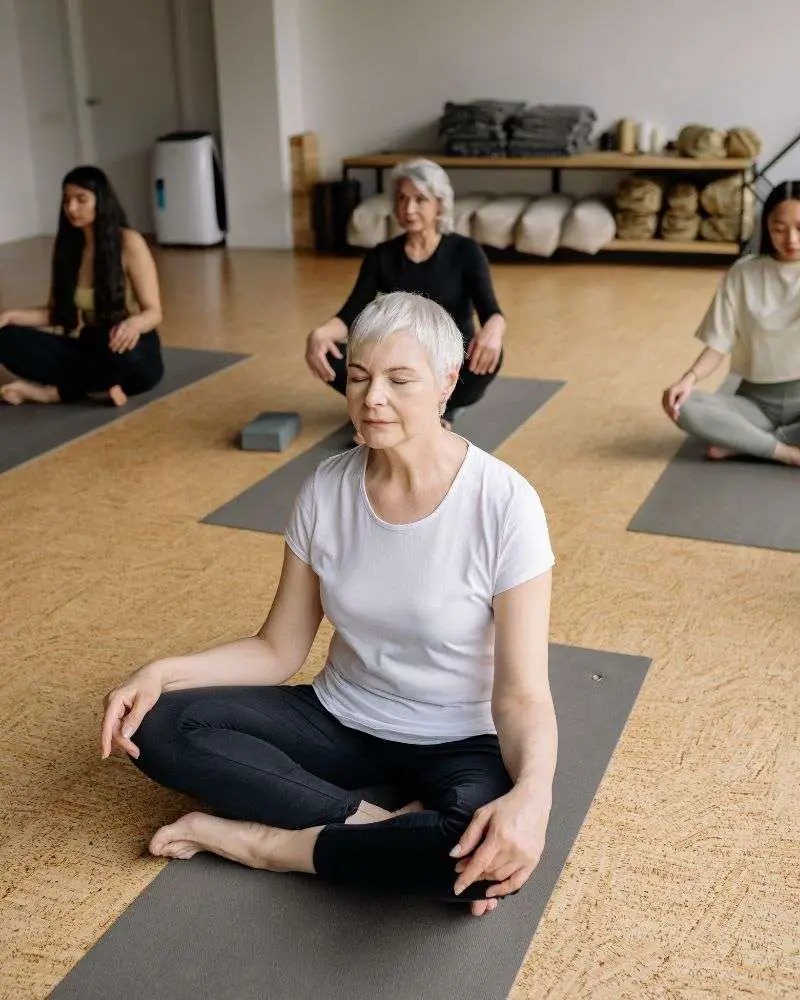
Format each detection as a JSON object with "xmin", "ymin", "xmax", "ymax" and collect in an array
[{"xmin": 336, "ymin": 234, "xmax": 502, "ymax": 344}]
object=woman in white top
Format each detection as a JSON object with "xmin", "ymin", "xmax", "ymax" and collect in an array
[
  {"xmin": 100, "ymin": 292, "xmax": 556, "ymax": 917},
  {"xmin": 662, "ymin": 181, "xmax": 800, "ymax": 466}
]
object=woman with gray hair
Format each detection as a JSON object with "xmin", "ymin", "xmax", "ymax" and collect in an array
[
  {"xmin": 102, "ymin": 292, "xmax": 556, "ymax": 917},
  {"xmin": 306, "ymin": 158, "xmax": 506, "ymax": 430}
]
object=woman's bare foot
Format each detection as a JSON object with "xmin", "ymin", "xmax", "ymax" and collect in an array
[
  {"xmin": 345, "ymin": 798, "xmax": 425, "ymax": 825},
  {"xmin": 87, "ymin": 384, "xmax": 128, "ymax": 407},
  {"xmin": 706, "ymin": 445, "xmax": 738, "ymax": 461},
  {"xmin": 108, "ymin": 384, "xmax": 128, "ymax": 407},
  {"xmin": 151, "ymin": 807, "xmax": 497, "ymax": 914},
  {"xmin": 0, "ymin": 380, "xmax": 59, "ymax": 405},
  {"xmin": 393, "ymin": 799, "xmax": 425, "ymax": 817},
  {"xmin": 149, "ymin": 811, "xmax": 318, "ymax": 873},
  {"xmin": 470, "ymin": 898, "xmax": 499, "ymax": 917},
  {"xmin": 774, "ymin": 442, "xmax": 800, "ymax": 466}
]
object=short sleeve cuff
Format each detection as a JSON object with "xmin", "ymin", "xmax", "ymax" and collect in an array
[
  {"xmin": 494, "ymin": 552, "xmax": 555, "ymax": 597},
  {"xmin": 694, "ymin": 327, "xmax": 732, "ymax": 355}
]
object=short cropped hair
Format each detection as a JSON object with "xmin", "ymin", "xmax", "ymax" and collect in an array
[
  {"xmin": 348, "ymin": 291, "xmax": 464, "ymax": 383},
  {"xmin": 389, "ymin": 158, "xmax": 455, "ymax": 234}
]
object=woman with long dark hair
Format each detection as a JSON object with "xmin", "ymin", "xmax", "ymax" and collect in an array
[
  {"xmin": 662, "ymin": 180, "xmax": 800, "ymax": 466},
  {"xmin": 0, "ymin": 165, "xmax": 163, "ymax": 406}
]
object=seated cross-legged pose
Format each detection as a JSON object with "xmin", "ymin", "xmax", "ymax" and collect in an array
[
  {"xmin": 0, "ymin": 165, "xmax": 163, "ymax": 407},
  {"xmin": 305, "ymin": 158, "xmax": 506, "ymax": 433},
  {"xmin": 101, "ymin": 292, "xmax": 556, "ymax": 917},
  {"xmin": 662, "ymin": 180, "xmax": 800, "ymax": 466}
]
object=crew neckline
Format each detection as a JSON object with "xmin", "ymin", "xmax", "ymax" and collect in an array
[
  {"xmin": 402, "ymin": 232, "xmax": 445, "ymax": 265},
  {"xmin": 359, "ymin": 439, "xmax": 472, "ymax": 531}
]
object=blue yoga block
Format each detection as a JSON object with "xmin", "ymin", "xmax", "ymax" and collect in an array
[{"xmin": 240, "ymin": 411, "xmax": 301, "ymax": 452}]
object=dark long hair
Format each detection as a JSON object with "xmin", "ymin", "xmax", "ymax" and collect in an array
[
  {"xmin": 50, "ymin": 165, "xmax": 129, "ymax": 331},
  {"xmin": 759, "ymin": 180, "xmax": 800, "ymax": 256}
]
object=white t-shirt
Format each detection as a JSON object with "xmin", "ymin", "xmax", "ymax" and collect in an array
[
  {"xmin": 284, "ymin": 443, "xmax": 554, "ymax": 744},
  {"xmin": 695, "ymin": 254, "xmax": 800, "ymax": 383}
]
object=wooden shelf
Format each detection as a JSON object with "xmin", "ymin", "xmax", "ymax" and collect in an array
[
  {"xmin": 342, "ymin": 151, "xmax": 754, "ymax": 172},
  {"xmin": 606, "ymin": 239, "xmax": 739, "ymax": 255},
  {"xmin": 340, "ymin": 149, "xmax": 752, "ymax": 261}
]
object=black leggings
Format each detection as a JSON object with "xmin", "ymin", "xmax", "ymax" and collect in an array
[
  {"xmin": 327, "ymin": 342, "xmax": 503, "ymax": 421},
  {"xmin": 133, "ymin": 684, "xmax": 512, "ymax": 901},
  {"xmin": 0, "ymin": 323, "xmax": 163, "ymax": 402}
]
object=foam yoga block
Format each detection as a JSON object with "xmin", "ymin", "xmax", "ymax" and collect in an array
[{"xmin": 240, "ymin": 412, "xmax": 301, "ymax": 452}]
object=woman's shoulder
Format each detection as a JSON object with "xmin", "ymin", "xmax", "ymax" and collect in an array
[
  {"xmin": 726, "ymin": 253, "xmax": 768, "ymax": 281},
  {"xmin": 442, "ymin": 232, "xmax": 487, "ymax": 267},
  {"xmin": 121, "ymin": 227, "xmax": 145, "ymax": 248},
  {"xmin": 121, "ymin": 228, "xmax": 151, "ymax": 260},
  {"xmin": 443, "ymin": 232, "xmax": 478, "ymax": 252},
  {"xmin": 304, "ymin": 446, "xmax": 364, "ymax": 495},
  {"xmin": 465, "ymin": 445, "xmax": 544, "ymax": 507},
  {"xmin": 373, "ymin": 235, "xmax": 405, "ymax": 255}
]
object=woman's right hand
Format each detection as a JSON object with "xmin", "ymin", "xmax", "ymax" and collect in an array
[
  {"xmin": 662, "ymin": 374, "xmax": 696, "ymax": 421},
  {"xmin": 100, "ymin": 666, "xmax": 164, "ymax": 760},
  {"xmin": 305, "ymin": 327, "xmax": 343, "ymax": 382}
]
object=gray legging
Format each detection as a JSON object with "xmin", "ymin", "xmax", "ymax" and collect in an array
[{"xmin": 677, "ymin": 378, "xmax": 800, "ymax": 459}]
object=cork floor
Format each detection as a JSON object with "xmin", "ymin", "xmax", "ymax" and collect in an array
[{"xmin": 0, "ymin": 239, "xmax": 797, "ymax": 1000}]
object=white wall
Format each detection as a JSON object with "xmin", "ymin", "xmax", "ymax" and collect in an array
[
  {"xmin": 0, "ymin": 0, "xmax": 40, "ymax": 243},
  {"xmin": 297, "ymin": 0, "xmax": 800, "ymax": 192},
  {"xmin": 1, "ymin": 0, "xmax": 219, "ymax": 243},
  {"xmin": 212, "ymin": 0, "xmax": 293, "ymax": 248},
  {"xmin": 15, "ymin": 0, "xmax": 80, "ymax": 236},
  {"xmin": 172, "ymin": 0, "xmax": 220, "ymax": 136},
  {"xmin": 273, "ymin": 0, "xmax": 305, "ymax": 200}
]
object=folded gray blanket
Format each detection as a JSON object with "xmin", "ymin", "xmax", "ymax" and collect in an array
[
  {"xmin": 438, "ymin": 100, "xmax": 596, "ymax": 158},
  {"xmin": 512, "ymin": 104, "xmax": 597, "ymax": 124},
  {"xmin": 508, "ymin": 141, "xmax": 591, "ymax": 156},
  {"xmin": 444, "ymin": 139, "xmax": 507, "ymax": 156},
  {"xmin": 440, "ymin": 99, "xmax": 526, "ymax": 132}
]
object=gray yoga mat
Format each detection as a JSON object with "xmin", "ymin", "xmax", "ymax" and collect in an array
[
  {"xmin": 629, "ymin": 379, "xmax": 799, "ymax": 552},
  {"xmin": 0, "ymin": 347, "xmax": 248, "ymax": 475},
  {"xmin": 204, "ymin": 377, "xmax": 565, "ymax": 535},
  {"xmin": 50, "ymin": 643, "xmax": 650, "ymax": 1000}
]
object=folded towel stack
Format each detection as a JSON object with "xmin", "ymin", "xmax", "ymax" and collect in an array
[
  {"xmin": 507, "ymin": 104, "xmax": 596, "ymax": 157},
  {"xmin": 439, "ymin": 100, "xmax": 525, "ymax": 157}
]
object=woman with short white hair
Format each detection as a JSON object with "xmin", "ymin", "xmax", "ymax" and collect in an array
[
  {"xmin": 306, "ymin": 158, "xmax": 506, "ymax": 430},
  {"xmin": 102, "ymin": 292, "xmax": 556, "ymax": 917}
]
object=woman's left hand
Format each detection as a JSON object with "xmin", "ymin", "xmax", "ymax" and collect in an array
[
  {"xmin": 450, "ymin": 786, "xmax": 550, "ymax": 899},
  {"xmin": 109, "ymin": 320, "xmax": 141, "ymax": 353},
  {"xmin": 467, "ymin": 328, "xmax": 503, "ymax": 375}
]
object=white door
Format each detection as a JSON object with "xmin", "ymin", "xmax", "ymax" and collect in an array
[{"xmin": 74, "ymin": 0, "xmax": 180, "ymax": 232}]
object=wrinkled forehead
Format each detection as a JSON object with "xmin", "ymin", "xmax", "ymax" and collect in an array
[
  {"xmin": 395, "ymin": 176, "xmax": 430, "ymax": 199},
  {"xmin": 348, "ymin": 328, "xmax": 433, "ymax": 373}
]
